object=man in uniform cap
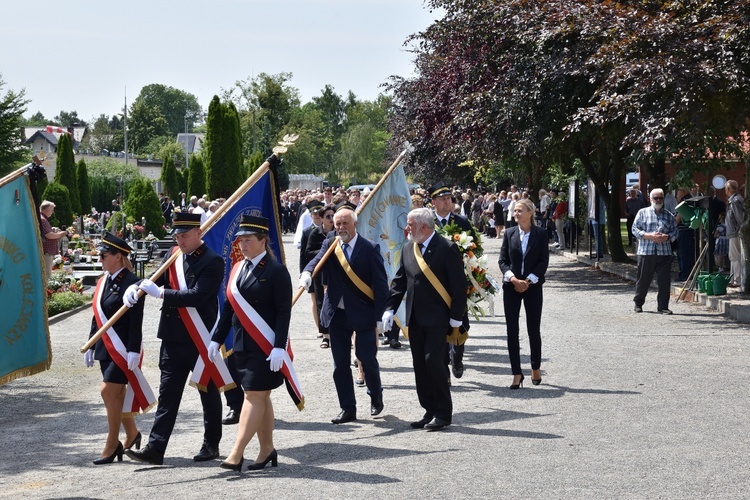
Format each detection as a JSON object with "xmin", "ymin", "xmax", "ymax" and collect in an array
[
  {"xmin": 123, "ymin": 211, "xmax": 225, "ymax": 465},
  {"xmin": 427, "ymin": 182, "xmax": 474, "ymax": 379}
]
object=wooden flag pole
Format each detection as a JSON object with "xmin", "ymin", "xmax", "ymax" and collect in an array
[
  {"xmin": 290, "ymin": 148, "xmax": 409, "ymax": 306},
  {"xmin": 80, "ymin": 135, "xmax": 298, "ymax": 353}
]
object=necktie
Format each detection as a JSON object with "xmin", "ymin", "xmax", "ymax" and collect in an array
[
  {"xmin": 418, "ymin": 243, "xmax": 425, "ymax": 254},
  {"xmin": 342, "ymin": 243, "xmax": 351, "ymax": 262},
  {"xmin": 440, "ymin": 218, "xmax": 447, "ymax": 227},
  {"xmin": 238, "ymin": 260, "xmax": 253, "ymax": 286}
]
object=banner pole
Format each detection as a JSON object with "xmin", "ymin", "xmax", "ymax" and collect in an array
[
  {"xmin": 80, "ymin": 144, "xmax": 293, "ymax": 354},
  {"xmin": 291, "ymin": 148, "xmax": 408, "ymax": 306},
  {"xmin": 0, "ymin": 163, "xmax": 34, "ymax": 189}
]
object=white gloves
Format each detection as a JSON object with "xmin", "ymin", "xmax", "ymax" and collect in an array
[
  {"xmin": 382, "ymin": 310, "xmax": 394, "ymax": 332},
  {"xmin": 123, "ymin": 284, "xmax": 140, "ymax": 307},
  {"xmin": 139, "ymin": 279, "xmax": 162, "ymax": 299},
  {"xmin": 449, "ymin": 318, "xmax": 463, "ymax": 328},
  {"xmin": 84, "ymin": 349, "xmax": 95, "ymax": 367},
  {"xmin": 207, "ymin": 341, "xmax": 221, "ymax": 363},
  {"xmin": 298, "ymin": 271, "xmax": 312, "ymax": 289},
  {"xmin": 267, "ymin": 347, "xmax": 285, "ymax": 372},
  {"xmin": 126, "ymin": 351, "xmax": 140, "ymax": 371}
]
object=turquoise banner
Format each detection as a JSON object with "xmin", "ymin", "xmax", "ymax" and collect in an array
[{"xmin": 0, "ymin": 176, "xmax": 52, "ymax": 385}]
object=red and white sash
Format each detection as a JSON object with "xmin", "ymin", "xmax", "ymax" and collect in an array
[
  {"xmin": 92, "ymin": 275, "xmax": 156, "ymax": 416},
  {"xmin": 168, "ymin": 248, "xmax": 236, "ymax": 392},
  {"xmin": 226, "ymin": 262, "xmax": 305, "ymax": 410}
]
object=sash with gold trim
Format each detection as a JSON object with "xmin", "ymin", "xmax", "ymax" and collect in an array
[
  {"xmin": 167, "ymin": 247, "xmax": 236, "ymax": 392},
  {"xmin": 333, "ymin": 239, "xmax": 374, "ymax": 303},
  {"xmin": 412, "ymin": 242, "xmax": 469, "ymax": 346},
  {"xmin": 225, "ymin": 262, "xmax": 305, "ymax": 410},
  {"xmin": 92, "ymin": 275, "xmax": 157, "ymax": 416}
]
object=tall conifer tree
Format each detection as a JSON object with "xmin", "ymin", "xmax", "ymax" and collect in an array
[
  {"xmin": 54, "ymin": 133, "xmax": 81, "ymax": 214},
  {"xmin": 76, "ymin": 159, "xmax": 92, "ymax": 216}
]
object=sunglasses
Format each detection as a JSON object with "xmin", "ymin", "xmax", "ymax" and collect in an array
[
  {"xmin": 324, "ymin": 214, "xmax": 334, "ymax": 219},
  {"xmin": 652, "ymin": 197, "xmax": 664, "ymax": 201}
]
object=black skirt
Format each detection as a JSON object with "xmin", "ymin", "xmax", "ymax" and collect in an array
[
  {"xmin": 234, "ymin": 351, "xmax": 283, "ymax": 392},
  {"xmin": 99, "ymin": 359, "xmax": 128, "ymax": 384}
]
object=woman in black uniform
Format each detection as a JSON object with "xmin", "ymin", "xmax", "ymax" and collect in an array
[
  {"xmin": 209, "ymin": 215, "xmax": 292, "ymax": 472},
  {"xmin": 84, "ymin": 232, "xmax": 146, "ymax": 464}
]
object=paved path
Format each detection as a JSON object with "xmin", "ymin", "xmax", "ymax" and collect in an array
[{"xmin": 1, "ymin": 234, "xmax": 748, "ymax": 498}]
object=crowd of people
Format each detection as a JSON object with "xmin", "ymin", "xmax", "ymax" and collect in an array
[{"xmin": 77, "ymin": 179, "xmax": 558, "ymax": 472}]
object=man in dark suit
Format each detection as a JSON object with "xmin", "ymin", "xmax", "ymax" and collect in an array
[
  {"xmin": 301, "ymin": 202, "xmax": 388, "ymax": 424},
  {"xmin": 122, "ymin": 212, "xmax": 225, "ymax": 465},
  {"xmin": 429, "ymin": 182, "xmax": 473, "ymax": 379},
  {"xmin": 383, "ymin": 208, "xmax": 466, "ymax": 431},
  {"xmin": 304, "ymin": 203, "xmax": 335, "ymax": 347}
]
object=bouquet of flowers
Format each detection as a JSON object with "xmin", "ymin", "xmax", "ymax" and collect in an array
[{"xmin": 438, "ymin": 222, "xmax": 498, "ymax": 320}]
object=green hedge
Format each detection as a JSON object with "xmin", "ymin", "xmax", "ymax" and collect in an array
[{"xmin": 48, "ymin": 291, "xmax": 90, "ymax": 317}]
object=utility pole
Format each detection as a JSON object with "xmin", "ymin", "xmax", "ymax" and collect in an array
[{"xmin": 123, "ymin": 88, "xmax": 128, "ymax": 165}]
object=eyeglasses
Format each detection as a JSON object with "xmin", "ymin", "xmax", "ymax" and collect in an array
[
  {"xmin": 324, "ymin": 214, "xmax": 334, "ymax": 219},
  {"xmin": 652, "ymin": 197, "xmax": 664, "ymax": 201}
]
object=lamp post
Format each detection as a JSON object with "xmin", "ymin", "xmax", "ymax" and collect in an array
[{"xmin": 184, "ymin": 113, "xmax": 190, "ymax": 170}]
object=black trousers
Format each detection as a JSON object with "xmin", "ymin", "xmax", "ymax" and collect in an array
[
  {"xmin": 503, "ymin": 283, "xmax": 543, "ymax": 375},
  {"xmin": 148, "ymin": 341, "xmax": 222, "ymax": 453},
  {"xmin": 634, "ymin": 255, "xmax": 673, "ymax": 310},
  {"xmin": 408, "ymin": 317, "xmax": 452, "ymax": 422}
]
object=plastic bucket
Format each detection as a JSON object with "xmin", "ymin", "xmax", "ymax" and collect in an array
[{"xmin": 704, "ymin": 276, "xmax": 714, "ymax": 295}]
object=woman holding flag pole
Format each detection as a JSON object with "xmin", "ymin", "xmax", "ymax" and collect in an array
[
  {"xmin": 208, "ymin": 215, "xmax": 297, "ymax": 473},
  {"xmin": 84, "ymin": 232, "xmax": 154, "ymax": 464}
]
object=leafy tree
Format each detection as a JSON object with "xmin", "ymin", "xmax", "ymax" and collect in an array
[
  {"xmin": 187, "ymin": 154, "xmax": 207, "ymax": 199},
  {"xmin": 52, "ymin": 110, "xmax": 85, "ymax": 127},
  {"xmin": 76, "ymin": 159, "xmax": 92, "ymax": 215},
  {"xmin": 389, "ymin": 0, "xmax": 750, "ymax": 262},
  {"xmin": 245, "ymin": 151, "xmax": 264, "ymax": 178},
  {"xmin": 160, "ymin": 155, "xmax": 180, "ymax": 199},
  {"xmin": 84, "ymin": 114, "xmax": 124, "ymax": 154},
  {"xmin": 54, "ymin": 133, "xmax": 81, "ymax": 214},
  {"xmin": 41, "ymin": 182, "xmax": 73, "ymax": 227},
  {"xmin": 128, "ymin": 84, "xmax": 201, "ymax": 144},
  {"xmin": 125, "ymin": 177, "xmax": 166, "ymax": 238},
  {"xmin": 24, "ymin": 111, "xmax": 46, "ymax": 126},
  {"xmin": 128, "ymin": 99, "xmax": 169, "ymax": 154},
  {"xmin": 0, "ymin": 76, "xmax": 29, "ymax": 176}
]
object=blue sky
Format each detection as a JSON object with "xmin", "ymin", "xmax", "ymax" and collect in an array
[{"xmin": 1, "ymin": 0, "xmax": 440, "ymax": 122}]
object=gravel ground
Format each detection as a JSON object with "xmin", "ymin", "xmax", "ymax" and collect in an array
[{"xmin": 1, "ymin": 233, "xmax": 748, "ymax": 499}]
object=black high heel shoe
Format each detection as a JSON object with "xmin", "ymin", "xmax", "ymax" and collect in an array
[
  {"xmin": 509, "ymin": 374, "xmax": 524, "ymax": 390},
  {"xmin": 220, "ymin": 457, "xmax": 244, "ymax": 472},
  {"xmin": 124, "ymin": 431, "xmax": 142, "ymax": 450},
  {"xmin": 247, "ymin": 449, "xmax": 278, "ymax": 471},
  {"xmin": 93, "ymin": 442, "xmax": 123, "ymax": 465},
  {"xmin": 531, "ymin": 377, "xmax": 542, "ymax": 386}
]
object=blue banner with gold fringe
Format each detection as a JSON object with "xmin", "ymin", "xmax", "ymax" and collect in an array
[{"xmin": 0, "ymin": 176, "xmax": 52, "ymax": 385}]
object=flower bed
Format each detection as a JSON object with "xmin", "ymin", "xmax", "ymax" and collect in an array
[{"xmin": 47, "ymin": 271, "xmax": 90, "ymax": 316}]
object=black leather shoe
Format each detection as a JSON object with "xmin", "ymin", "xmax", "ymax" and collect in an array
[
  {"xmin": 410, "ymin": 416, "xmax": 433, "ymax": 429},
  {"xmin": 389, "ymin": 339, "xmax": 402, "ymax": 349},
  {"xmin": 424, "ymin": 417, "xmax": 451, "ymax": 431},
  {"xmin": 370, "ymin": 399, "xmax": 384, "ymax": 417},
  {"xmin": 222, "ymin": 409, "xmax": 240, "ymax": 425},
  {"xmin": 634, "ymin": 305, "xmax": 643, "ymax": 313},
  {"xmin": 331, "ymin": 410, "xmax": 357, "ymax": 424},
  {"xmin": 194, "ymin": 444, "xmax": 220, "ymax": 462},
  {"xmin": 124, "ymin": 444, "xmax": 164, "ymax": 465},
  {"xmin": 452, "ymin": 359, "xmax": 464, "ymax": 378}
]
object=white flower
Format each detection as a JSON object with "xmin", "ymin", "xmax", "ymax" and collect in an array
[{"xmin": 456, "ymin": 232, "xmax": 474, "ymax": 250}]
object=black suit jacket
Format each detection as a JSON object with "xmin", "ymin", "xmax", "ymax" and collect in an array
[
  {"xmin": 498, "ymin": 225, "xmax": 549, "ymax": 284},
  {"xmin": 213, "ymin": 255, "xmax": 292, "ymax": 352},
  {"xmin": 153, "ymin": 242, "xmax": 224, "ymax": 343},
  {"xmin": 435, "ymin": 212, "xmax": 473, "ymax": 233},
  {"xmin": 386, "ymin": 233, "xmax": 466, "ymax": 328},
  {"xmin": 299, "ymin": 223, "xmax": 317, "ymax": 273},
  {"xmin": 304, "ymin": 233, "xmax": 388, "ymax": 331},
  {"xmin": 89, "ymin": 269, "xmax": 144, "ymax": 359}
]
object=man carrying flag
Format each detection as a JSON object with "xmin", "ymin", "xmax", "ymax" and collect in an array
[
  {"xmin": 300, "ymin": 202, "xmax": 388, "ymax": 424},
  {"xmin": 122, "ymin": 211, "xmax": 231, "ymax": 465}
]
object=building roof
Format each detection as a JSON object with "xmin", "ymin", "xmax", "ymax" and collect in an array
[
  {"xmin": 176, "ymin": 133, "xmax": 205, "ymax": 154},
  {"xmin": 23, "ymin": 130, "xmax": 58, "ymax": 146}
]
